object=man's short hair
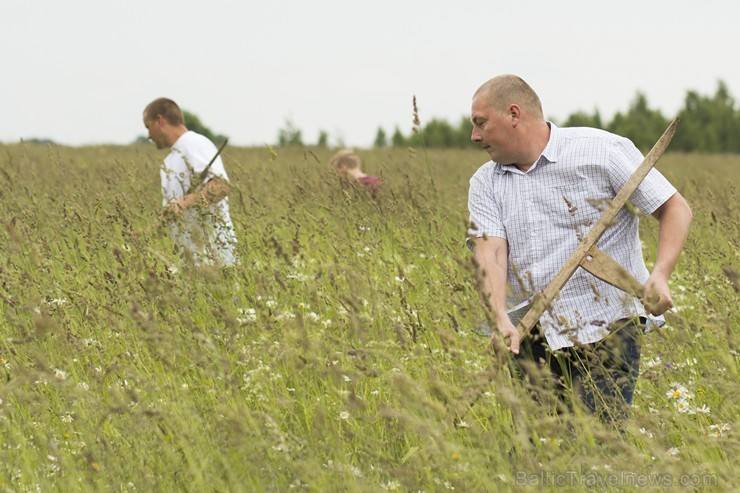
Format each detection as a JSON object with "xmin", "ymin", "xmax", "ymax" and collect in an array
[
  {"xmin": 329, "ymin": 149, "xmax": 361, "ymax": 171},
  {"xmin": 475, "ymin": 74, "xmax": 544, "ymax": 119},
  {"xmin": 144, "ymin": 98, "xmax": 185, "ymax": 126}
]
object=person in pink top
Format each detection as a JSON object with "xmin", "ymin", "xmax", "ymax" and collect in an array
[{"xmin": 329, "ymin": 149, "xmax": 381, "ymax": 199}]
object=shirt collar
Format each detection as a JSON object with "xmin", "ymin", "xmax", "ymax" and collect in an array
[
  {"xmin": 171, "ymin": 130, "xmax": 192, "ymax": 153},
  {"xmin": 494, "ymin": 122, "xmax": 559, "ymax": 175}
]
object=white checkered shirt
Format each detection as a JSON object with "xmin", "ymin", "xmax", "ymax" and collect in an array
[{"xmin": 468, "ymin": 124, "xmax": 677, "ymax": 350}]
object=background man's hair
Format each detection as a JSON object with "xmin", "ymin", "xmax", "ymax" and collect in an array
[
  {"xmin": 144, "ymin": 98, "xmax": 185, "ymax": 126},
  {"xmin": 475, "ymin": 74, "xmax": 544, "ymax": 119},
  {"xmin": 329, "ymin": 149, "xmax": 361, "ymax": 171}
]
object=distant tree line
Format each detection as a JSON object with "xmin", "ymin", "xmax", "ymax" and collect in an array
[
  {"xmin": 123, "ymin": 81, "xmax": 738, "ymax": 154},
  {"xmin": 275, "ymin": 80, "xmax": 740, "ymax": 154}
]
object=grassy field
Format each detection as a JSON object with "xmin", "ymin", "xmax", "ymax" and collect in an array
[{"xmin": 0, "ymin": 142, "xmax": 737, "ymax": 492}]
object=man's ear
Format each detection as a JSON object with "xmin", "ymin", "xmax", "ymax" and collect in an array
[{"xmin": 509, "ymin": 104, "xmax": 522, "ymax": 126}]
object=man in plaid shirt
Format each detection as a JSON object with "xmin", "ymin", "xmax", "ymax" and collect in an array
[{"xmin": 467, "ymin": 74, "xmax": 693, "ymax": 423}]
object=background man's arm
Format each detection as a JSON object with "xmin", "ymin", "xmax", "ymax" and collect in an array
[
  {"xmin": 162, "ymin": 177, "xmax": 230, "ymax": 217},
  {"xmin": 472, "ymin": 236, "xmax": 521, "ymax": 354},
  {"xmin": 644, "ymin": 192, "xmax": 693, "ymax": 315}
]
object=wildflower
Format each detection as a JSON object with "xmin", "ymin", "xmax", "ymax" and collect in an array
[
  {"xmin": 54, "ymin": 369, "xmax": 67, "ymax": 380},
  {"xmin": 694, "ymin": 404, "xmax": 711, "ymax": 414},
  {"xmin": 675, "ymin": 399, "xmax": 691, "ymax": 413},
  {"xmin": 306, "ymin": 312, "xmax": 320, "ymax": 322},
  {"xmin": 61, "ymin": 413, "xmax": 74, "ymax": 423},
  {"xmin": 342, "ymin": 375, "xmax": 351, "ymax": 382},
  {"xmin": 321, "ymin": 319, "xmax": 332, "ymax": 328},
  {"xmin": 643, "ymin": 356, "xmax": 661, "ymax": 368},
  {"xmin": 666, "ymin": 383, "xmax": 693, "ymax": 400},
  {"xmin": 287, "ymin": 272, "xmax": 309, "ymax": 282},
  {"xmin": 639, "ymin": 427, "xmax": 655, "ymax": 439},
  {"xmin": 708, "ymin": 423, "xmax": 731, "ymax": 438},
  {"xmin": 237, "ymin": 307, "xmax": 257, "ymax": 325},
  {"xmin": 49, "ymin": 298, "xmax": 68, "ymax": 306},
  {"xmin": 381, "ymin": 480, "xmax": 400, "ymax": 491},
  {"xmin": 339, "ymin": 411, "xmax": 350, "ymax": 420},
  {"xmin": 275, "ymin": 311, "xmax": 296, "ymax": 321},
  {"xmin": 456, "ymin": 420, "xmax": 469, "ymax": 429},
  {"xmin": 666, "ymin": 447, "xmax": 680, "ymax": 457}
]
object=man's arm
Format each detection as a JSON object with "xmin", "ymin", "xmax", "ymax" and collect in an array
[
  {"xmin": 163, "ymin": 177, "xmax": 230, "ymax": 218},
  {"xmin": 472, "ymin": 236, "xmax": 521, "ymax": 354},
  {"xmin": 644, "ymin": 192, "xmax": 693, "ymax": 315}
]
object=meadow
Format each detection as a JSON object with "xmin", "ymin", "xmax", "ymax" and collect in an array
[{"xmin": 0, "ymin": 142, "xmax": 737, "ymax": 492}]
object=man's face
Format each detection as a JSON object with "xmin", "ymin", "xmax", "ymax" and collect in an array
[
  {"xmin": 470, "ymin": 96, "xmax": 515, "ymax": 164},
  {"xmin": 143, "ymin": 113, "xmax": 167, "ymax": 149}
]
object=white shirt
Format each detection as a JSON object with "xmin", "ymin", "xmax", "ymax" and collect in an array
[
  {"xmin": 468, "ymin": 124, "xmax": 676, "ymax": 350},
  {"xmin": 161, "ymin": 131, "xmax": 237, "ymax": 266}
]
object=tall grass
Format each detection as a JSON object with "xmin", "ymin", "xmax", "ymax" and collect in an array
[{"xmin": 0, "ymin": 142, "xmax": 736, "ymax": 491}]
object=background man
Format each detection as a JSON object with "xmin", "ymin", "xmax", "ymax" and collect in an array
[
  {"xmin": 467, "ymin": 74, "xmax": 692, "ymax": 423},
  {"xmin": 143, "ymin": 98, "xmax": 238, "ymax": 267}
]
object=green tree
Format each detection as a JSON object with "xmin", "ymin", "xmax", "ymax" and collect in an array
[
  {"xmin": 606, "ymin": 93, "xmax": 669, "ymax": 153},
  {"xmin": 455, "ymin": 116, "xmax": 475, "ymax": 148},
  {"xmin": 391, "ymin": 127, "xmax": 406, "ymax": 147},
  {"xmin": 421, "ymin": 118, "xmax": 456, "ymax": 147},
  {"xmin": 674, "ymin": 80, "xmax": 739, "ymax": 153},
  {"xmin": 277, "ymin": 119, "xmax": 303, "ymax": 147},
  {"xmin": 561, "ymin": 110, "xmax": 604, "ymax": 129},
  {"xmin": 373, "ymin": 127, "xmax": 387, "ymax": 148},
  {"xmin": 316, "ymin": 130, "xmax": 329, "ymax": 147},
  {"xmin": 183, "ymin": 110, "xmax": 228, "ymax": 145}
]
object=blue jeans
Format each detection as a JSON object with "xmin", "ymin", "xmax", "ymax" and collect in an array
[{"xmin": 513, "ymin": 318, "xmax": 643, "ymax": 424}]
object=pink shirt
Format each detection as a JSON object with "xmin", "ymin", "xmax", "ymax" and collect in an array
[{"xmin": 359, "ymin": 175, "xmax": 380, "ymax": 198}]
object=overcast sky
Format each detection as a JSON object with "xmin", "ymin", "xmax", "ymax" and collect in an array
[{"xmin": 1, "ymin": 0, "xmax": 737, "ymax": 148}]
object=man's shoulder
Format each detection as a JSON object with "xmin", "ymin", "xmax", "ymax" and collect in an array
[
  {"xmin": 470, "ymin": 160, "xmax": 497, "ymax": 182},
  {"xmin": 174, "ymin": 131, "xmax": 216, "ymax": 152},
  {"xmin": 556, "ymin": 126, "xmax": 628, "ymax": 146},
  {"xmin": 551, "ymin": 126, "xmax": 636, "ymax": 163}
]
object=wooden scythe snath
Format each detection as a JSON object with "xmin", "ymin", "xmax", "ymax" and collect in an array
[{"xmin": 515, "ymin": 117, "xmax": 680, "ymax": 340}]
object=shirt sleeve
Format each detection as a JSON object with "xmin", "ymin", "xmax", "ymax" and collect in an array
[
  {"xmin": 467, "ymin": 164, "xmax": 507, "ymax": 240},
  {"xmin": 607, "ymin": 137, "xmax": 677, "ymax": 215}
]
